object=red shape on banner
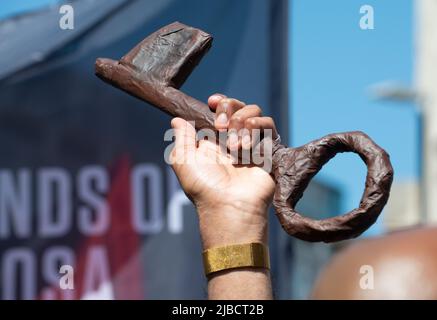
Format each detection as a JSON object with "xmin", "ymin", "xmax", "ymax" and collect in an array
[{"xmin": 38, "ymin": 155, "xmax": 145, "ymax": 300}]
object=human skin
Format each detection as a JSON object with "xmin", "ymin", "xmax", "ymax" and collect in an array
[{"xmin": 169, "ymin": 93, "xmax": 277, "ymax": 300}]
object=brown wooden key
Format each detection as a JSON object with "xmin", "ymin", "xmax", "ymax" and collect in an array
[{"xmin": 95, "ymin": 22, "xmax": 394, "ymax": 243}]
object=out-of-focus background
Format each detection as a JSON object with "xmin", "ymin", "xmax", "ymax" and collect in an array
[{"xmin": 0, "ymin": 0, "xmax": 434, "ymax": 299}]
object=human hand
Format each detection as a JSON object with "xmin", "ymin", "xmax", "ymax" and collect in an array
[{"xmin": 169, "ymin": 94, "xmax": 277, "ymax": 250}]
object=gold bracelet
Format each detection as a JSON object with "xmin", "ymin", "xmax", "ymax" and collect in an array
[{"xmin": 202, "ymin": 242, "xmax": 270, "ymax": 276}]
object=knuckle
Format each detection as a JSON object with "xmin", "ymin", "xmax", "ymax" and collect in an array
[
  {"xmin": 229, "ymin": 115, "xmax": 244, "ymax": 126},
  {"xmin": 245, "ymin": 117, "xmax": 259, "ymax": 127},
  {"xmin": 228, "ymin": 98, "xmax": 244, "ymax": 107},
  {"xmin": 221, "ymin": 98, "xmax": 233, "ymax": 105},
  {"xmin": 265, "ymin": 116, "xmax": 274, "ymax": 124},
  {"xmin": 217, "ymin": 98, "xmax": 230, "ymax": 110},
  {"xmin": 249, "ymin": 104, "xmax": 262, "ymax": 113}
]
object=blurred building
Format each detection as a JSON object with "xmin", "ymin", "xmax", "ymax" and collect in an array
[
  {"xmin": 378, "ymin": 0, "xmax": 437, "ymax": 230},
  {"xmin": 416, "ymin": 0, "xmax": 437, "ymax": 224},
  {"xmin": 384, "ymin": 181, "xmax": 421, "ymax": 230}
]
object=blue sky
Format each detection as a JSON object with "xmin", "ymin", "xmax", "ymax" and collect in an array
[
  {"xmin": 291, "ymin": 0, "xmax": 415, "ymax": 235},
  {"xmin": 0, "ymin": 0, "xmax": 61, "ymax": 19},
  {"xmin": 1, "ymin": 0, "xmax": 416, "ymax": 236}
]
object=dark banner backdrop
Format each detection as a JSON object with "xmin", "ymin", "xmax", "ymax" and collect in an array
[{"xmin": 0, "ymin": 0, "xmax": 289, "ymax": 299}]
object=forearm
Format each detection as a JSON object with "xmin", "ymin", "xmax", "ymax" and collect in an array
[
  {"xmin": 170, "ymin": 94, "xmax": 277, "ymax": 300},
  {"xmin": 208, "ymin": 268, "xmax": 273, "ymax": 300},
  {"xmin": 197, "ymin": 204, "xmax": 273, "ymax": 300}
]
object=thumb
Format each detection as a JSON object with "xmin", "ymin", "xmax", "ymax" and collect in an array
[{"xmin": 170, "ymin": 118, "xmax": 196, "ymax": 164}]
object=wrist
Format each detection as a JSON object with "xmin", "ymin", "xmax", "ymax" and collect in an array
[
  {"xmin": 208, "ymin": 268, "xmax": 273, "ymax": 300},
  {"xmin": 205, "ymin": 246, "xmax": 273, "ymax": 299},
  {"xmin": 203, "ymin": 242, "xmax": 270, "ymax": 276},
  {"xmin": 196, "ymin": 201, "xmax": 269, "ymax": 250}
]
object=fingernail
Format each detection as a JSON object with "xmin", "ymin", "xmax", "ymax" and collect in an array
[
  {"xmin": 211, "ymin": 94, "xmax": 224, "ymax": 100},
  {"xmin": 228, "ymin": 131, "xmax": 238, "ymax": 148},
  {"xmin": 216, "ymin": 113, "xmax": 228, "ymax": 125},
  {"xmin": 242, "ymin": 133, "xmax": 251, "ymax": 149}
]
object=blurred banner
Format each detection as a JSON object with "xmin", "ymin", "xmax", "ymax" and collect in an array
[{"xmin": 0, "ymin": 0, "xmax": 288, "ymax": 299}]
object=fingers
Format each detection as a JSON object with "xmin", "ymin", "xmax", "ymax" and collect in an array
[
  {"xmin": 242, "ymin": 116, "xmax": 278, "ymax": 149},
  {"xmin": 227, "ymin": 105, "xmax": 263, "ymax": 150},
  {"xmin": 207, "ymin": 93, "xmax": 227, "ymax": 110},
  {"xmin": 197, "ymin": 94, "xmax": 279, "ymax": 155},
  {"xmin": 228, "ymin": 105, "xmax": 263, "ymax": 132},
  {"xmin": 208, "ymin": 93, "xmax": 277, "ymax": 151},
  {"xmin": 214, "ymin": 98, "xmax": 246, "ymax": 131}
]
